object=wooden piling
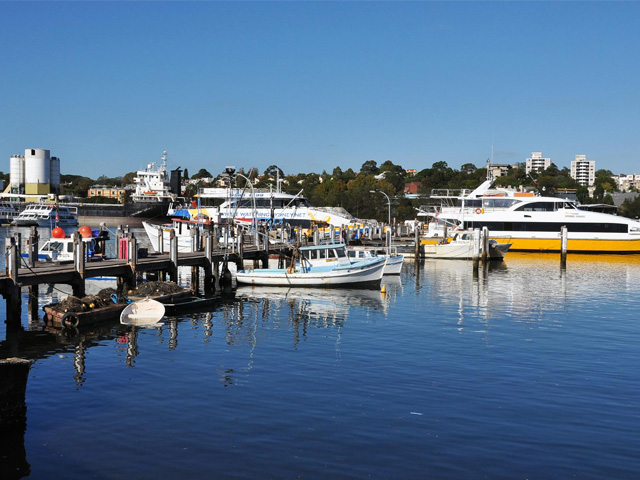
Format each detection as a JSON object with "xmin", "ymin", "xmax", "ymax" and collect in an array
[
  {"xmin": 28, "ymin": 227, "xmax": 39, "ymax": 268},
  {"xmin": 561, "ymin": 225, "xmax": 568, "ymax": 267},
  {"xmin": 472, "ymin": 228, "xmax": 481, "ymax": 273},
  {"xmin": 482, "ymin": 227, "xmax": 489, "ymax": 263},
  {"xmin": 0, "ymin": 358, "xmax": 32, "ymax": 427},
  {"xmin": 169, "ymin": 229, "xmax": 178, "ymax": 282},
  {"xmin": 414, "ymin": 222, "xmax": 421, "ymax": 259}
]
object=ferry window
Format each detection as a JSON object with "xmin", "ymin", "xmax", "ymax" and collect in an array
[
  {"xmin": 515, "ymin": 202, "xmax": 557, "ymax": 212},
  {"xmin": 327, "ymin": 249, "xmax": 336, "ymax": 259},
  {"xmin": 67, "ymin": 243, "xmax": 73, "ymax": 252},
  {"xmin": 486, "ymin": 199, "xmax": 519, "ymax": 209},
  {"xmin": 319, "ymin": 249, "xmax": 326, "ymax": 259},
  {"xmin": 336, "ymin": 249, "xmax": 346, "ymax": 258}
]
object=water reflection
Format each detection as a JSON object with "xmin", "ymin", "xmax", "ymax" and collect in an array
[
  {"xmin": 417, "ymin": 253, "xmax": 640, "ymax": 336},
  {"xmin": 235, "ymin": 285, "xmax": 389, "ymax": 327}
]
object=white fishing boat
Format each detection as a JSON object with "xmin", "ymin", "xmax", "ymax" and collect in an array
[
  {"xmin": 346, "ymin": 245, "xmax": 404, "ymax": 274},
  {"xmin": 417, "ymin": 172, "xmax": 640, "ymax": 254},
  {"xmin": 236, "ymin": 243, "xmax": 386, "ymax": 287},
  {"xmin": 0, "ymin": 202, "xmax": 20, "ymax": 225},
  {"xmin": 142, "ymin": 219, "xmax": 208, "ymax": 253},
  {"xmin": 21, "ymin": 226, "xmax": 110, "ymax": 262},
  {"xmin": 13, "ymin": 203, "xmax": 78, "ymax": 227},
  {"xmin": 120, "ymin": 297, "xmax": 165, "ymax": 327},
  {"xmin": 421, "ymin": 231, "xmax": 511, "ymax": 260}
]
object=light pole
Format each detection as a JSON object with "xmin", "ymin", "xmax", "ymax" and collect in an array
[
  {"xmin": 236, "ymin": 172, "xmax": 259, "ymax": 247},
  {"xmin": 370, "ymin": 189, "xmax": 391, "ymax": 226}
]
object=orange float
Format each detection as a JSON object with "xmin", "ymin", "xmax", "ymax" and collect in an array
[
  {"xmin": 78, "ymin": 226, "xmax": 92, "ymax": 238},
  {"xmin": 52, "ymin": 227, "xmax": 65, "ymax": 239}
]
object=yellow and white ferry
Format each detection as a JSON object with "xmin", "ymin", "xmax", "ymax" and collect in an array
[{"xmin": 418, "ymin": 179, "xmax": 640, "ymax": 254}]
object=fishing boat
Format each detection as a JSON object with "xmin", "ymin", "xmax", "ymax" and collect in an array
[
  {"xmin": 120, "ymin": 297, "xmax": 166, "ymax": 327},
  {"xmin": 13, "ymin": 203, "xmax": 78, "ymax": 227},
  {"xmin": 417, "ymin": 174, "xmax": 640, "ymax": 254},
  {"xmin": 142, "ymin": 218, "xmax": 212, "ymax": 253},
  {"xmin": 22, "ymin": 226, "xmax": 110, "ymax": 262},
  {"xmin": 421, "ymin": 231, "xmax": 511, "ymax": 260},
  {"xmin": 236, "ymin": 243, "xmax": 386, "ymax": 287},
  {"xmin": 346, "ymin": 245, "xmax": 404, "ymax": 274}
]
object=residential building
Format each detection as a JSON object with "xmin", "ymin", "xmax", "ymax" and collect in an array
[
  {"xmin": 486, "ymin": 164, "xmax": 512, "ymax": 178},
  {"xmin": 570, "ymin": 155, "xmax": 595, "ymax": 186},
  {"xmin": 525, "ymin": 152, "xmax": 551, "ymax": 175},
  {"xmin": 404, "ymin": 181, "xmax": 422, "ymax": 195},
  {"xmin": 614, "ymin": 174, "xmax": 640, "ymax": 192}
]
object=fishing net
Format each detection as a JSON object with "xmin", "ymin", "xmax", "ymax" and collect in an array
[{"xmin": 132, "ymin": 281, "xmax": 184, "ymax": 296}]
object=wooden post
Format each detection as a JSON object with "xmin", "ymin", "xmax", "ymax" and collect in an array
[
  {"xmin": 5, "ymin": 237, "xmax": 22, "ymax": 325},
  {"xmin": 204, "ymin": 232, "xmax": 215, "ymax": 292},
  {"xmin": 72, "ymin": 232, "xmax": 86, "ymax": 298},
  {"xmin": 0, "ymin": 358, "xmax": 33, "ymax": 427},
  {"xmin": 482, "ymin": 227, "xmax": 489, "ymax": 263},
  {"xmin": 561, "ymin": 225, "xmax": 568, "ymax": 267},
  {"xmin": 414, "ymin": 222, "xmax": 421, "ymax": 259},
  {"xmin": 385, "ymin": 227, "xmax": 391, "ymax": 249},
  {"xmin": 191, "ymin": 266, "xmax": 199, "ymax": 294},
  {"xmin": 28, "ymin": 226, "xmax": 39, "ymax": 267},
  {"xmin": 28, "ymin": 284, "xmax": 39, "ymax": 323},
  {"xmin": 169, "ymin": 229, "xmax": 178, "ymax": 282},
  {"xmin": 191, "ymin": 226, "xmax": 197, "ymax": 253},
  {"xmin": 473, "ymin": 228, "xmax": 481, "ymax": 273},
  {"xmin": 158, "ymin": 226, "xmax": 164, "ymax": 254}
]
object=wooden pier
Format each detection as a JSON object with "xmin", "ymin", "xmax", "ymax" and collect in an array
[{"xmin": 0, "ymin": 226, "xmax": 292, "ymax": 327}]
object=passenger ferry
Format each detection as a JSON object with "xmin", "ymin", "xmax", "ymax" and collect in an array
[
  {"xmin": 0, "ymin": 202, "xmax": 20, "ymax": 225},
  {"xmin": 169, "ymin": 186, "xmax": 355, "ymax": 228},
  {"xmin": 417, "ymin": 178, "xmax": 640, "ymax": 254},
  {"xmin": 13, "ymin": 204, "xmax": 78, "ymax": 228}
]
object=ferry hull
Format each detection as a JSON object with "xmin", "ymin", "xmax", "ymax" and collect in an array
[{"xmin": 491, "ymin": 236, "xmax": 640, "ymax": 254}]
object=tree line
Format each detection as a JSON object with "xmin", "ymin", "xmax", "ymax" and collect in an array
[{"xmin": 3, "ymin": 159, "xmax": 638, "ymax": 220}]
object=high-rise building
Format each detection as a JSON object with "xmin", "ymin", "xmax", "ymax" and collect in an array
[
  {"xmin": 570, "ymin": 155, "xmax": 596, "ymax": 186},
  {"xmin": 525, "ymin": 152, "xmax": 551, "ymax": 175}
]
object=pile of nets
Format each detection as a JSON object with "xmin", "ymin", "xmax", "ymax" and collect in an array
[
  {"xmin": 50, "ymin": 282, "xmax": 185, "ymax": 314},
  {"xmin": 51, "ymin": 288, "xmax": 119, "ymax": 314},
  {"xmin": 132, "ymin": 281, "xmax": 184, "ymax": 297}
]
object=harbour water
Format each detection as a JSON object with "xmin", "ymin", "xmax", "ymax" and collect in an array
[{"xmin": 2, "ymin": 226, "xmax": 640, "ymax": 479}]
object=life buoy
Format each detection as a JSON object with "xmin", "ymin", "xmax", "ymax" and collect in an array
[
  {"xmin": 475, "ymin": 208, "xmax": 484, "ymax": 214},
  {"xmin": 61, "ymin": 312, "xmax": 80, "ymax": 329}
]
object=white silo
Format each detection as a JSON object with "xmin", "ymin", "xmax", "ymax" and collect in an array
[
  {"xmin": 10, "ymin": 154, "xmax": 25, "ymax": 190},
  {"xmin": 24, "ymin": 148, "xmax": 51, "ymax": 195},
  {"xmin": 50, "ymin": 156, "xmax": 61, "ymax": 192}
]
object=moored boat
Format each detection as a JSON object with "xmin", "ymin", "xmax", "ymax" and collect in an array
[
  {"xmin": 21, "ymin": 225, "xmax": 110, "ymax": 263},
  {"xmin": 236, "ymin": 243, "xmax": 386, "ymax": 287},
  {"xmin": 421, "ymin": 231, "xmax": 511, "ymax": 260},
  {"xmin": 346, "ymin": 245, "xmax": 404, "ymax": 274},
  {"xmin": 418, "ymin": 174, "xmax": 640, "ymax": 254},
  {"xmin": 120, "ymin": 297, "xmax": 166, "ymax": 327},
  {"xmin": 13, "ymin": 203, "xmax": 78, "ymax": 227}
]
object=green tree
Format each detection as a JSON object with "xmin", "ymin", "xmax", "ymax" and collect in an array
[
  {"xmin": 192, "ymin": 168, "xmax": 213, "ymax": 179},
  {"xmin": 619, "ymin": 195, "xmax": 640, "ymax": 219},
  {"xmin": 360, "ymin": 160, "xmax": 379, "ymax": 176}
]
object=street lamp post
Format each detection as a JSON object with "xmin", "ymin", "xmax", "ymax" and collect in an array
[{"xmin": 370, "ymin": 189, "xmax": 391, "ymax": 226}]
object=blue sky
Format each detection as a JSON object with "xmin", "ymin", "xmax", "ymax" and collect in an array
[{"xmin": 1, "ymin": 1, "xmax": 639, "ymax": 179}]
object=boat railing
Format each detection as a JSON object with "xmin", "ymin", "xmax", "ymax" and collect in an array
[{"xmin": 430, "ymin": 188, "xmax": 473, "ymax": 198}]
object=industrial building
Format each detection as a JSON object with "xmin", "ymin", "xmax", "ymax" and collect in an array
[{"xmin": 5, "ymin": 148, "xmax": 61, "ymax": 201}]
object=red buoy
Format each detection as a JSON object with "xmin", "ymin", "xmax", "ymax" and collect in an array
[
  {"xmin": 78, "ymin": 226, "xmax": 92, "ymax": 238},
  {"xmin": 52, "ymin": 227, "xmax": 65, "ymax": 239}
]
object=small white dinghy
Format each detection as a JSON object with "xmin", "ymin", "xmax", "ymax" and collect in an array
[{"xmin": 120, "ymin": 297, "xmax": 166, "ymax": 327}]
